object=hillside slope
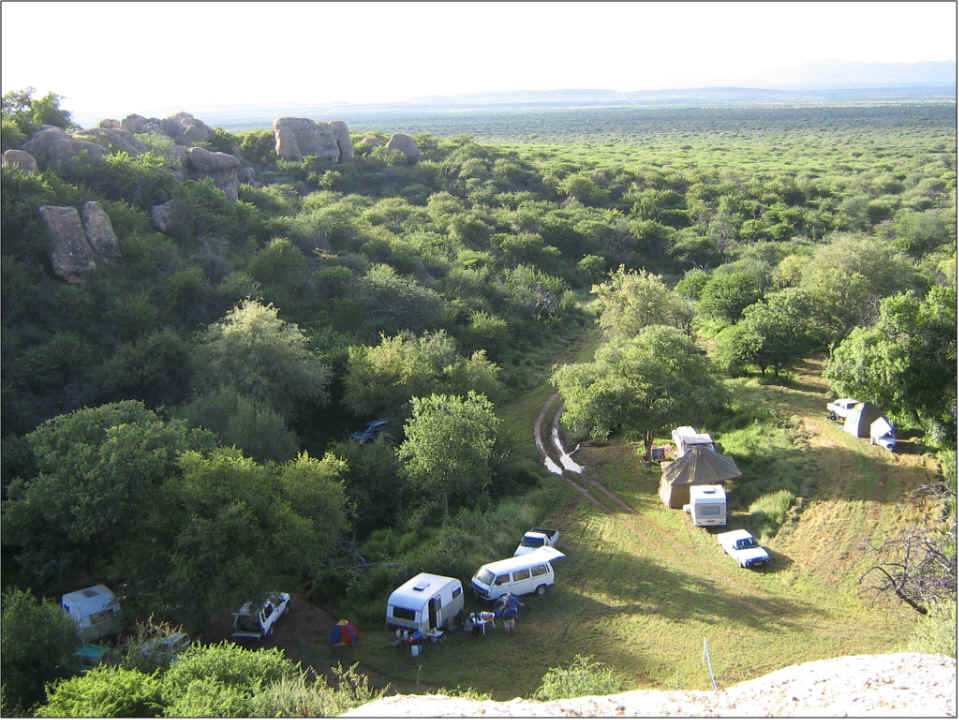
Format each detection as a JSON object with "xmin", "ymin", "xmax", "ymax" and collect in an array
[{"xmin": 342, "ymin": 653, "xmax": 956, "ymax": 716}]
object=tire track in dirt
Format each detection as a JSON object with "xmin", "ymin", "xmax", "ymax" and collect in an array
[{"xmin": 535, "ymin": 393, "xmax": 690, "ymax": 567}]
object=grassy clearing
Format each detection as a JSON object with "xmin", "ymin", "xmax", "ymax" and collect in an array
[{"xmin": 333, "ymin": 354, "xmax": 942, "ymax": 700}]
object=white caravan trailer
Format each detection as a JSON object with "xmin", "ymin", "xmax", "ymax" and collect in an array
[
  {"xmin": 671, "ymin": 426, "xmax": 715, "ymax": 457},
  {"xmin": 385, "ymin": 573, "xmax": 464, "ymax": 634},
  {"xmin": 60, "ymin": 584, "xmax": 120, "ymax": 642},
  {"xmin": 683, "ymin": 484, "xmax": 727, "ymax": 527}
]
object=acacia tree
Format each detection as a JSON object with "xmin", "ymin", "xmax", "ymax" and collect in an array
[
  {"xmin": 397, "ymin": 391, "xmax": 499, "ymax": 522},
  {"xmin": 343, "ymin": 330, "xmax": 502, "ymax": 419},
  {"xmin": 193, "ymin": 299, "xmax": 331, "ymax": 421},
  {"xmin": 715, "ymin": 287, "xmax": 823, "ymax": 376},
  {"xmin": 2, "ymin": 401, "xmax": 215, "ymax": 585},
  {"xmin": 552, "ymin": 325, "xmax": 726, "ymax": 459},
  {"xmin": 592, "ymin": 266, "xmax": 692, "ymax": 340},
  {"xmin": 824, "ymin": 285, "xmax": 956, "ymax": 432}
]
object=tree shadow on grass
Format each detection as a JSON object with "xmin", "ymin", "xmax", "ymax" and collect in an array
[{"xmin": 552, "ymin": 549, "xmax": 816, "ymax": 634}]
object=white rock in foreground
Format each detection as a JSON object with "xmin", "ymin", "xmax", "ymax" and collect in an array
[{"xmin": 341, "ymin": 653, "xmax": 956, "ymax": 717}]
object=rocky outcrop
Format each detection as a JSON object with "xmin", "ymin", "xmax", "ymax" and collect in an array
[
  {"xmin": 2, "ymin": 149, "xmax": 38, "ymax": 172},
  {"xmin": 151, "ymin": 199, "xmax": 177, "ymax": 232},
  {"xmin": 386, "ymin": 133, "xmax": 421, "ymax": 163},
  {"xmin": 238, "ymin": 166, "xmax": 256, "ymax": 186},
  {"xmin": 184, "ymin": 147, "xmax": 242, "ymax": 202},
  {"xmin": 23, "ymin": 127, "xmax": 106, "ymax": 172},
  {"xmin": 99, "ymin": 119, "xmax": 122, "ymax": 129},
  {"xmin": 120, "ymin": 112, "xmax": 213, "ymax": 145},
  {"xmin": 76, "ymin": 127, "xmax": 148, "ymax": 156},
  {"xmin": 39, "ymin": 206, "xmax": 96, "ymax": 283},
  {"xmin": 273, "ymin": 118, "xmax": 352, "ymax": 162},
  {"xmin": 121, "ymin": 114, "xmax": 159, "ymax": 134},
  {"xmin": 81, "ymin": 201, "xmax": 120, "ymax": 261},
  {"xmin": 38, "ymin": 202, "xmax": 123, "ymax": 282},
  {"xmin": 162, "ymin": 112, "xmax": 214, "ymax": 145},
  {"xmin": 329, "ymin": 121, "xmax": 354, "ymax": 162}
]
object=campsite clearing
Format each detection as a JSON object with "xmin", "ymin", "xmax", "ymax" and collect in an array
[{"xmin": 297, "ymin": 357, "xmax": 944, "ymax": 700}]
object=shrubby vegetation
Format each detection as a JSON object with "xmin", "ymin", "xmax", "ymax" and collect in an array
[
  {"xmin": 534, "ymin": 654, "xmax": 629, "ymax": 701},
  {"xmin": 1, "ymin": 90, "xmax": 955, "ymax": 713}
]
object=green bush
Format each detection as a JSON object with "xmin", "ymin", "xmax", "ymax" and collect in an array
[
  {"xmin": 161, "ymin": 642, "xmax": 298, "ymax": 707},
  {"xmin": 747, "ymin": 489, "xmax": 796, "ymax": 541},
  {"xmin": 0, "ymin": 588, "xmax": 81, "ymax": 714},
  {"xmin": 37, "ymin": 666, "xmax": 164, "ymax": 718},
  {"xmin": 534, "ymin": 654, "xmax": 629, "ymax": 701},
  {"xmin": 247, "ymin": 663, "xmax": 384, "ymax": 718}
]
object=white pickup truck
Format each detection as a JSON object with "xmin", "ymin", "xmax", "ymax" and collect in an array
[
  {"xmin": 231, "ymin": 591, "xmax": 290, "ymax": 640},
  {"xmin": 716, "ymin": 529, "xmax": 770, "ymax": 569},
  {"xmin": 514, "ymin": 528, "xmax": 560, "ymax": 556},
  {"xmin": 827, "ymin": 398, "xmax": 860, "ymax": 421}
]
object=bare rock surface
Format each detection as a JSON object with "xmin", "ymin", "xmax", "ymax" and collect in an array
[
  {"xmin": 23, "ymin": 127, "xmax": 106, "ymax": 172},
  {"xmin": 162, "ymin": 111, "xmax": 214, "ymax": 145},
  {"xmin": 81, "ymin": 201, "xmax": 121, "ymax": 261},
  {"xmin": 385, "ymin": 133, "xmax": 421, "ymax": 163},
  {"xmin": 38, "ymin": 205, "xmax": 97, "ymax": 283},
  {"xmin": 184, "ymin": 147, "xmax": 242, "ymax": 202},
  {"xmin": 273, "ymin": 117, "xmax": 352, "ymax": 162},
  {"xmin": 329, "ymin": 120, "xmax": 354, "ymax": 162},
  {"xmin": 77, "ymin": 127, "xmax": 148, "ymax": 156},
  {"xmin": 120, "ymin": 112, "xmax": 212, "ymax": 145},
  {"xmin": 151, "ymin": 199, "xmax": 177, "ymax": 232},
  {"xmin": 341, "ymin": 653, "xmax": 956, "ymax": 717},
  {"xmin": 2, "ymin": 148, "xmax": 38, "ymax": 172}
]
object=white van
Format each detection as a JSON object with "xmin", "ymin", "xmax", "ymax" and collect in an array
[
  {"xmin": 470, "ymin": 546, "xmax": 566, "ymax": 601},
  {"xmin": 386, "ymin": 573, "xmax": 464, "ymax": 634},
  {"xmin": 60, "ymin": 584, "xmax": 120, "ymax": 642},
  {"xmin": 683, "ymin": 484, "xmax": 727, "ymax": 527}
]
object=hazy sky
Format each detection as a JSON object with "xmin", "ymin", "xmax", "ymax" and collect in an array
[{"xmin": 2, "ymin": 1, "xmax": 955, "ymax": 122}]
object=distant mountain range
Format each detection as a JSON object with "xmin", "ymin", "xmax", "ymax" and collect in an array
[
  {"xmin": 742, "ymin": 59, "xmax": 956, "ymax": 89},
  {"xmin": 77, "ymin": 61, "xmax": 956, "ymax": 129}
]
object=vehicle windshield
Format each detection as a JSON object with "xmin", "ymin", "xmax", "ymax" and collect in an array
[
  {"xmin": 476, "ymin": 569, "xmax": 494, "ymax": 585},
  {"xmin": 737, "ymin": 538, "xmax": 758, "ymax": 549},
  {"xmin": 235, "ymin": 614, "xmax": 260, "ymax": 632},
  {"xmin": 521, "ymin": 536, "xmax": 544, "ymax": 547}
]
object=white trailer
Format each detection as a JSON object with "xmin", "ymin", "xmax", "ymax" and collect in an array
[
  {"xmin": 683, "ymin": 484, "xmax": 727, "ymax": 527},
  {"xmin": 60, "ymin": 584, "xmax": 120, "ymax": 642},
  {"xmin": 385, "ymin": 573, "xmax": 464, "ymax": 634},
  {"xmin": 671, "ymin": 426, "xmax": 715, "ymax": 457}
]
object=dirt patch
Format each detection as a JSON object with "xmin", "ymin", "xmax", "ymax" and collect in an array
[{"xmin": 204, "ymin": 594, "xmax": 390, "ymax": 688}]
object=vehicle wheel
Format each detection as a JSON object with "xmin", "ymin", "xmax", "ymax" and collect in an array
[{"xmin": 536, "ymin": 584, "xmax": 547, "ymax": 596}]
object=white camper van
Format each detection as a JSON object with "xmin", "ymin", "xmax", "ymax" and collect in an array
[
  {"xmin": 385, "ymin": 573, "xmax": 464, "ymax": 634},
  {"xmin": 60, "ymin": 584, "xmax": 120, "ymax": 642},
  {"xmin": 683, "ymin": 484, "xmax": 727, "ymax": 527},
  {"xmin": 470, "ymin": 546, "xmax": 566, "ymax": 601},
  {"xmin": 672, "ymin": 426, "xmax": 715, "ymax": 457}
]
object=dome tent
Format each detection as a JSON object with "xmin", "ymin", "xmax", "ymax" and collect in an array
[
  {"xmin": 843, "ymin": 402, "xmax": 883, "ymax": 438},
  {"xmin": 658, "ymin": 446, "xmax": 743, "ymax": 509}
]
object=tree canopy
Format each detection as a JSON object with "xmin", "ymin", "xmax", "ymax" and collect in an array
[{"xmin": 552, "ymin": 325, "xmax": 726, "ymax": 458}]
